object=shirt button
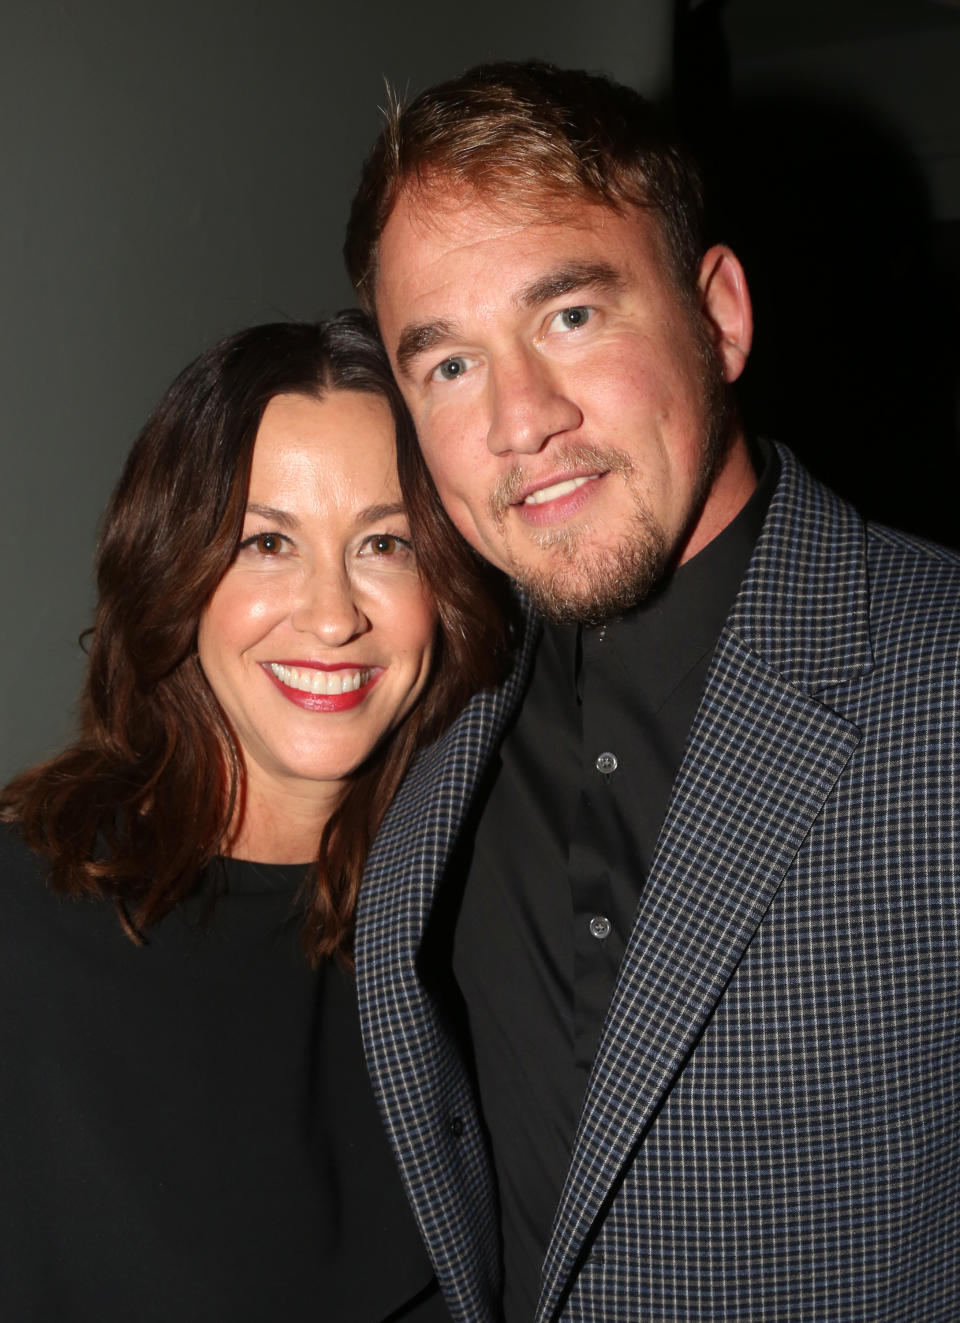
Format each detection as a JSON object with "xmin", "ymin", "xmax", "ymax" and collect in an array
[
  {"xmin": 595, "ymin": 751, "xmax": 618, "ymax": 775},
  {"xmin": 589, "ymin": 915, "xmax": 612, "ymax": 940}
]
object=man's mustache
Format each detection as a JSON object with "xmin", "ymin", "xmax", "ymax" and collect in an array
[{"xmin": 488, "ymin": 444, "xmax": 634, "ymax": 521}]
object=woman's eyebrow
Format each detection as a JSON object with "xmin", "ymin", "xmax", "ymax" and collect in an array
[
  {"xmin": 245, "ymin": 502, "xmax": 299, "ymax": 529},
  {"xmin": 246, "ymin": 502, "xmax": 407, "ymax": 527},
  {"xmin": 357, "ymin": 502, "xmax": 406, "ymax": 524}
]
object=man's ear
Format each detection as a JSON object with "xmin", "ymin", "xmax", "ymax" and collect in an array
[{"xmin": 697, "ymin": 245, "xmax": 753, "ymax": 384}]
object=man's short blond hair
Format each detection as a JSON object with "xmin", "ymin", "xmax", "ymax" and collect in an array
[{"xmin": 344, "ymin": 61, "xmax": 706, "ymax": 312}]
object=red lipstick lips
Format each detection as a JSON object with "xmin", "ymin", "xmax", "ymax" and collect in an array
[{"xmin": 263, "ymin": 662, "xmax": 382, "ymax": 713}]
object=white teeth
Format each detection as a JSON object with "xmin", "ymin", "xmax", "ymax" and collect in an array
[
  {"xmin": 269, "ymin": 663, "xmax": 371, "ymax": 695},
  {"xmin": 523, "ymin": 474, "xmax": 598, "ymax": 506}
]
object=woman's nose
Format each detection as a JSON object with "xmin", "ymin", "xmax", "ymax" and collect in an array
[{"xmin": 290, "ymin": 566, "xmax": 370, "ymax": 646}]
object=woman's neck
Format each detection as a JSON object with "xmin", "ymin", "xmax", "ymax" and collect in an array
[{"xmin": 225, "ymin": 775, "xmax": 339, "ymax": 864}]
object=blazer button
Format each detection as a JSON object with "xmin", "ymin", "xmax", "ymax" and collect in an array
[{"xmin": 449, "ymin": 1115, "xmax": 464, "ymax": 1138}]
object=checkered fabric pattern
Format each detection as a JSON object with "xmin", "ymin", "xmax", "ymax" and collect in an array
[
  {"xmin": 356, "ymin": 444, "xmax": 960, "ymax": 1322},
  {"xmin": 355, "ymin": 612, "xmax": 540, "ymax": 1321}
]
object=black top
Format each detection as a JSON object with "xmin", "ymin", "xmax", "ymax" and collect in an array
[
  {"xmin": 452, "ymin": 445, "xmax": 778, "ymax": 1321},
  {"xmin": 0, "ymin": 826, "xmax": 448, "ymax": 1323}
]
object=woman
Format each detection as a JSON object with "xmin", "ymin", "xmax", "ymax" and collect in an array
[{"xmin": 0, "ymin": 313, "xmax": 508, "ymax": 1322}]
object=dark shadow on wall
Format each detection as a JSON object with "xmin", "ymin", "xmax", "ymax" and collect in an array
[{"xmin": 674, "ymin": 6, "xmax": 960, "ymax": 550}]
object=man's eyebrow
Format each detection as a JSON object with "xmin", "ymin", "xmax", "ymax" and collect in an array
[
  {"xmin": 518, "ymin": 261, "xmax": 626, "ymax": 309},
  {"xmin": 393, "ymin": 261, "xmax": 624, "ymax": 378},
  {"xmin": 395, "ymin": 319, "xmax": 460, "ymax": 380}
]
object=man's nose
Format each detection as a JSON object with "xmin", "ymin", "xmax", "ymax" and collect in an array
[
  {"xmin": 485, "ymin": 351, "xmax": 581, "ymax": 456},
  {"xmin": 290, "ymin": 564, "xmax": 370, "ymax": 646}
]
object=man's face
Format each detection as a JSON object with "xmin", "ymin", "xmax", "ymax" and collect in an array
[{"xmin": 375, "ymin": 187, "xmax": 753, "ymax": 623}]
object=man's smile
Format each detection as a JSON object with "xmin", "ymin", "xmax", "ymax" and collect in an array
[{"xmin": 519, "ymin": 473, "xmax": 601, "ymax": 506}]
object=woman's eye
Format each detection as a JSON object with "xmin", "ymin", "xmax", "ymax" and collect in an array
[
  {"xmin": 238, "ymin": 531, "xmax": 286, "ymax": 556},
  {"xmin": 431, "ymin": 356, "xmax": 469, "ymax": 382},
  {"xmin": 361, "ymin": 533, "xmax": 413, "ymax": 559},
  {"xmin": 550, "ymin": 305, "xmax": 593, "ymax": 332}
]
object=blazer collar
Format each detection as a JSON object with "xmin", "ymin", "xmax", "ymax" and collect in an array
[{"xmin": 728, "ymin": 441, "xmax": 874, "ymax": 692}]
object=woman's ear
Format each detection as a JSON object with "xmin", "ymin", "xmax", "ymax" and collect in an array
[{"xmin": 697, "ymin": 244, "xmax": 753, "ymax": 384}]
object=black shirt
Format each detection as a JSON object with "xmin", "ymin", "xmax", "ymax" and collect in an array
[
  {"xmin": 452, "ymin": 445, "xmax": 778, "ymax": 1321},
  {"xmin": 0, "ymin": 830, "xmax": 448, "ymax": 1323}
]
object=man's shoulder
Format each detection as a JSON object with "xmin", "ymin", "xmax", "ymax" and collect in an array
[
  {"xmin": 770, "ymin": 441, "xmax": 960, "ymax": 610},
  {"xmin": 865, "ymin": 514, "xmax": 960, "ymax": 584},
  {"xmin": 860, "ymin": 518, "xmax": 960, "ymax": 682},
  {"xmin": 735, "ymin": 445, "xmax": 959, "ymax": 694}
]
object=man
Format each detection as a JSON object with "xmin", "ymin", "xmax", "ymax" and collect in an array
[{"xmin": 345, "ymin": 62, "xmax": 960, "ymax": 1322}]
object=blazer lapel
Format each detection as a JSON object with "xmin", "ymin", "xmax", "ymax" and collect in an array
[
  {"xmin": 355, "ymin": 600, "xmax": 539, "ymax": 1318},
  {"xmin": 537, "ymin": 446, "xmax": 873, "ymax": 1320}
]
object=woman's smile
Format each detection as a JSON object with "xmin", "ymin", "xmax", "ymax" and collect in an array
[{"xmin": 264, "ymin": 661, "xmax": 382, "ymax": 709}]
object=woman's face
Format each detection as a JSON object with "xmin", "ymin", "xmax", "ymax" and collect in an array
[{"xmin": 197, "ymin": 389, "xmax": 437, "ymax": 823}]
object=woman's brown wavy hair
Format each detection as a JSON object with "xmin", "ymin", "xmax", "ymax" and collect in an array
[{"xmin": 0, "ymin": 312, "xmax": 510, "ymax": 961}]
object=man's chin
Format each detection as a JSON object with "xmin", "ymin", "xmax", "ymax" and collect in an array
[{"xmin": 511, "ymin": 532, "xmax": 669, "ymax": 627}]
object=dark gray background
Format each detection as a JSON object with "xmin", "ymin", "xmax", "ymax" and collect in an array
[{"xmin": 3, "ymin": 0, "xmax": 958, "ymax": 783}]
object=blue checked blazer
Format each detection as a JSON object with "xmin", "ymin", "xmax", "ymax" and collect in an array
[{"xmin": 354, "ymin": 444, "xmax": 960, "ymax": 1322}]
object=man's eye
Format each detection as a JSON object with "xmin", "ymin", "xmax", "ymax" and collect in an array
[
  {"xmin": 431, "ymin": 356, "xmax": 468, "ymax": 382},
  {"xmin": 550, "ymin": 306, "xmax": 593, "ymax": 332}
]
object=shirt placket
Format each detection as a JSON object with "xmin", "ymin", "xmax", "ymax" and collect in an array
[{"xmin": 568, "ymin": 625, "xmax": 637, "ymax": 1088}]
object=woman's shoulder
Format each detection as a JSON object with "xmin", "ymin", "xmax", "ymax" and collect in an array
[
  {"xmin": 0, "ymin": 821, "xmax": 111, "ymax": 954},
  {"xmin": 0, "ymin": 820, "xmax": 51, "ymax": 892},
  {"xmin": 0, "ymin": 823, "xmax": 69, "ymax": 994}
]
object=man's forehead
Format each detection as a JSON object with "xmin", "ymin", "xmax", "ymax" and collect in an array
[
  {"xmin": 376, "ymin": 181, "xmax": 647, "ymax": 308},
  {"xmin": 383, "ymin": 179, "xmax": 572, "ymax": 255}
]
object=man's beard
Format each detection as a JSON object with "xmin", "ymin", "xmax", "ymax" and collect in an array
[
  {"xmin": 488, "ymin": 346, "xmax": 732, "ymax": 627},
  {"xmin": 507, "ymin": 482, "xmax": 669, "ymax": 626}
]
